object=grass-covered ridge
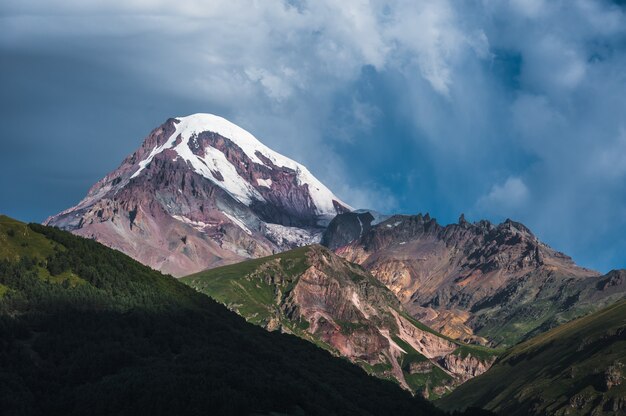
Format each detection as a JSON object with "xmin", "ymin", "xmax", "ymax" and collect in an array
[
  {"xmin": 0, "ymin": 215, "xmax": 56, "ymax": 261},
  {"xmin": 0, "ymin": 215, "xmax": 494, "ymax": 416},
  {"xmin": 183, "ymin": 246, "xmax": 312, "ymax": 326},
  {"xmin": 438, "ymin": 299, "xmax": 626, "ymax": 416}
]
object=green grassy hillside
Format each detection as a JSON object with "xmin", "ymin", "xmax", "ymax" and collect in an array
[
  {"xmin": 0, "ymin": 215, "xmax": 492, "ymax": 416},
  {"xmin": 438, "ymin": 299, "xmax": 626, "ymax": 415}
]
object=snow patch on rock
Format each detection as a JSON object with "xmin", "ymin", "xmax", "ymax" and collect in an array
[
  {"xmin": 171, "ymin": 215, "xmax": 211, "ymax": 232},
  {"xmin": 256, "ymin": 178, "xmax": 272, "ymax": 188},
  {"xmin": 386, "ymin": 221, "xmax": 403, "ymax": 228},
  {"xmin": 263, "ymin": 222, "xmax": 321, "ymax": 247}
]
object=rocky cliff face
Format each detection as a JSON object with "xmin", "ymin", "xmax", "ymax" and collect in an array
[
  {"xmin": 183, "ymin": 245, "xmax": 498, "ymax": 398},
  {"xmin": 45, "ymin": 114, "xmax": 351, "ymax": 276},
  {"xmin": 327, "ymin": 213, "xmax": 626, "ymax": 346},
  {"xmin": 439, "ymin": 354, "xmax": 494, "ymax": 384},
  {"xmin": 321, "ymin": 210, "xmax": 376, "ymax": 250}
]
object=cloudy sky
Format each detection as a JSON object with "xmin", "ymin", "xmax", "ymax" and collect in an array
[{"xmin": 1, "ymin": 0, "xmax": 626, "ymax": 272}]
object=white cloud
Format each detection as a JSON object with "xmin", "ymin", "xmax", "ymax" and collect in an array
[
  {"xmin": 477, "ymin": 177, "xmax": 529, "ymax": 215},
  {"xmin": 590, "ymin": 129, "xmax": 626, "ymax": 179}
]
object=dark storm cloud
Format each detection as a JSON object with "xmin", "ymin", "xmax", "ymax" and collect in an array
[
  {"xmin": 0, "ymin": 47, "xmax": 209, "ymax": 220},
  {"xmin": 1, "ymin": 0, "xmax": 625, "ymax": 272}
]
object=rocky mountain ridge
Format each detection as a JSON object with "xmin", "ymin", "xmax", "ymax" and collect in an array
[{"xmin": 325, "ymin": 212, "xmax": 625, "ymax": 346}]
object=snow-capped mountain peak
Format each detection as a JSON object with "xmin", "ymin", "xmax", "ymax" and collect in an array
[
  {"xmin": 45, "ymin": 113, "xmax": 352, "ymax": 276},
  {"xmin": 130, "ymin": 113, "xmax": 351, "ymax": 217}
]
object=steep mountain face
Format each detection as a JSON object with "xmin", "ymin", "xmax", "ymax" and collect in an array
[
  {"xmin": 438, "ymin": 299, "xmax": 626, "ymax": 416},
  {"xmin": 326, "ymin": 213, "xmax": 626, "ymax": 346},
  {"xmin": 45, "ymin": 114, "xmax": 351, "ymax": 276},
  {"xmin": 321, "ymin": 210, "xmax": 390, "ymax": 250},
  {"xmin": 182, "ymin": 245, "xmax": 499, "ymax": 399},
  {"xmin": 2, "ymin": 214, "xmax": 492, "ymax": 416}
]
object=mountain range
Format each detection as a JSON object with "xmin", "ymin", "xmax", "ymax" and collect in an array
[
  {"xmin": 0, "ymin": 215, "xmax": 492, "ymax": 416},
  {"xmin": 40, "ymin": 113, "xmax": 626, "ymax": 414},
  {"xmin": 325, "ymin": 212, "xmax": 625, "ymax": 347}
]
